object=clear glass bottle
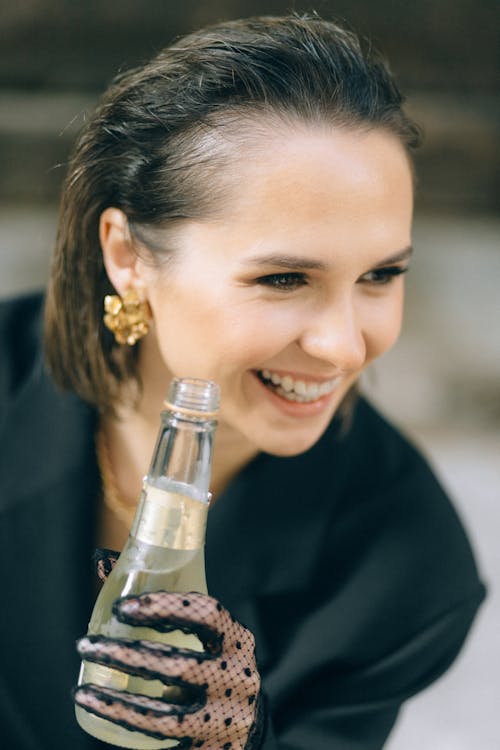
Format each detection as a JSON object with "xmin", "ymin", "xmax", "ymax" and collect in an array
[{"xmin": 76, "ymin": 377, "xmax": 220, "ymax": 749}]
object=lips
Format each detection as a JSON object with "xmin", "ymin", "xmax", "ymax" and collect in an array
[{"xmin": 257, "ymin": 369, "xmax": 341, "ymax": 403}]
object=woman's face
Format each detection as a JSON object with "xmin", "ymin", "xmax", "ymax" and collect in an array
[{"xmin": 138, "ymin": 125, "xmax": 414, "ymax": 456}]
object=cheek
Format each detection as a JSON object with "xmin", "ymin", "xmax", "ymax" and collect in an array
[
  {"xmin": 362, "ymin": 290, "xmax": 404, "ymax": 359},
  {"xmin": 207, "ymin": 304, "xmax": 305, "ymax": 370},
  {"xmin": 150, "ymin": 286, "xmax": 302, "ymax": 375}
]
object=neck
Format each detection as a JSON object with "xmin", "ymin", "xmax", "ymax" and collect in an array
[
  {"xmin": 105, "ymin": 334, "xmax": 260, "ymax": 504},
  {"xmin": 210, "ymin": 424, "xmax": 259, "ymax": 501}
]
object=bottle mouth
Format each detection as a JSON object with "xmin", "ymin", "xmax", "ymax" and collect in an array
[{"xmin": 165, "ymin": 378, "xmax": 220, "ymax": 416}]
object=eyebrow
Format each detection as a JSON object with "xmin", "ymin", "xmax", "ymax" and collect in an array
[
  {"xmin": 243, "ymin": 254, "xmax": 328, "ymax": 271},
  {"xmin": 372, "ymin": 245, "xmax": 413, "ymax": 267},
  {"xmin": 243, "ymin": 245, "xmax": 413, "ymax": 271}
]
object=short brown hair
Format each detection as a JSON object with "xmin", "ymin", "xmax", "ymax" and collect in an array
[{"xmin": 44, "ymin": 13, "xmax": 421, "ymax": 412}]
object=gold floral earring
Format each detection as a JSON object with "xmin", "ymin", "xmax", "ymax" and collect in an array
[{"xmin": 103, "ymin": 288, "xmax": 152, "ymax": 345}]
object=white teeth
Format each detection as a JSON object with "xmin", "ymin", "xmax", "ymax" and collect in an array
[
  {"xmin": 294, "ymin": 380, "xmax": 307, "ymax": 396},
  {"xmin": 259, "ymin": 370, "xmax": 341, "ymax": 402},
  {"xmin": 277, "ymin": 387, "xmax": 296, "ymax": 400},
  {"xmin": 306, "ymin": 382, "xmax": 320, "ymax": 399}
]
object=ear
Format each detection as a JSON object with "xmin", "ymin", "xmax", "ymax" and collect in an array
[{"xmin": 100, "ymin": 208, "xmax": 147, "ymax": 296}]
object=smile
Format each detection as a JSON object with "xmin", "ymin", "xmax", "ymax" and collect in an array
[{"xmin": 257, "ymin": 369, "xmax": 342, "ymax": 403}]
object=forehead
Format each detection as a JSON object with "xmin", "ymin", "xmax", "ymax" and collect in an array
[
  {"xmin": 161, "ymin": 125, "xmax": 414, "ymax": 278},
  {"xmin": 217, "ymin": 125, "xmax": 414, "ymax": 239},
  {"xmin": 147, "ymin": 123, "xmax": 414, "ymax": 275}
]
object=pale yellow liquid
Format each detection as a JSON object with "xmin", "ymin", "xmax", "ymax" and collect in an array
[{"xmin": 76, "ymin": 535, "xmax": 207, "ymax": 749}]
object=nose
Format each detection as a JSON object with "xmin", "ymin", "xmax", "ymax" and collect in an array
[{"xmin": 298, "ymin": 295, "xmax": 366, "ymax": 373}]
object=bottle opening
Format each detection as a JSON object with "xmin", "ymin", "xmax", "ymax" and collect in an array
[{"xmin": 166, "ymin": 378, "xmax": 220, "ymax": 415}]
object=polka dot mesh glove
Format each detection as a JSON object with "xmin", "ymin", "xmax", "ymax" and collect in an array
[
  {"xmin": 75, "ymin": 552, "xmax": 265, "ymax": 750},
  {"xmin": 92, "ymin": 547, "xmax": 119, "ymax": 582}
]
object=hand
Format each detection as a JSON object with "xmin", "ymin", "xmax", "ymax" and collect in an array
[
  {"xmin": 74, "ymin": 590, "xmax": 265, "ymax": 749},
  {"xmin": 92, "ymin": 547, "xmax": 119, "ymax": 582}
]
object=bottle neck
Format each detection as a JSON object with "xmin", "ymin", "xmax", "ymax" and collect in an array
[{"xmin": 148, "ymin": 412, "xmax": 216, "ymax": 500}]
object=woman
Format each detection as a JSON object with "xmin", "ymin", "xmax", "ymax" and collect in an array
[{"xmin": 0, "ymin": 14, "xmax": 485, "ymax": 750}]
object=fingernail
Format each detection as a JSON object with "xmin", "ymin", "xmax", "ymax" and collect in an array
[{"xmin": 113, "ymin": 597, "xmax": 140, "ymax": 618}]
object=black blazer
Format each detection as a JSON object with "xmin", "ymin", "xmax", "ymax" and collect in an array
[{"xmin": 0, "ymin": 294, "xmax": 486, "ymax": 750}]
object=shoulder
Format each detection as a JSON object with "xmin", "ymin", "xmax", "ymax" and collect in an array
[
  {"xmin": 331, "ymin": 395, "xmax": 432, "ymax": 488},
  {"xmin": 317, "ymin": 395, "xmax": 485, "ymax": 634},
  {"xmin": 0, "ymin": 291, "xmax": 45, "ymax": 407},
  {"xmin": 0, "ymin": 292, "xmax": 97, "ymax": 514},
  {"xmin": 287, "ymin": 396, "xmax": 486, "ymax": 687},
  {"xmin": 319, "ymin": 396, "xmax": 459, "ymax": 524}
]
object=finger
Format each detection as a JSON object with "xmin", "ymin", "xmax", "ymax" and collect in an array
[
  {"xmin": 76, "ymin": 683, "xmax": 257, "ymax": 749},
  {"xmin": 113, "ymin": 592, "xmax": 227, "ymax": 654},
  {"xmin": 146, "ymin": 694, "xmax": 255, "ymax": 748},
  {"xmin": 77, "ymin": 635, "xmax": 210, "ymax": 694},
  {"xmin": 74, "ymin": 684, "xmax": 193, "ymax": 746}
]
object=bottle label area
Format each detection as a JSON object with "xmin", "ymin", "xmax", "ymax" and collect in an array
[{"xmin": 132, "ymin": 485, "xmax": 208, "ymax": 549}]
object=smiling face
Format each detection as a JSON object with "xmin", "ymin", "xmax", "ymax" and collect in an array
[{"xmin": 121, "ymin": 124, "xmax": 414, "ymax": 457}]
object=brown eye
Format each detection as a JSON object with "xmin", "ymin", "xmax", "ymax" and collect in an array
[
  {"xmin": 257, "ymin": 272, "xmax": 307, "ymax": 291},
  {"xmin": 360, "ymin": 266, "xmax": 409, "ymax": 285}
]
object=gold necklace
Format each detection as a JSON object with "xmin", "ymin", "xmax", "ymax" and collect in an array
[{"xmin": 95, "ymin": 424, "xmax": 137, "ymax": 529}]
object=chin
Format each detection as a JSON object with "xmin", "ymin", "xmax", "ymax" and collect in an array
[
  {"xmin": 253, "ymin": 389, "xmax": 357, "ymax": 457},
  {"xmin": 256, "ymin": 426, "xmax": 331, "ymax": 458}
]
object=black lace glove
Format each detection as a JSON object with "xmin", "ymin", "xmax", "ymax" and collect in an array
[
  {"xmin": 92, "ymin": 547, "xmax": 120, "ymax": 582},
  {"xmin": 74, "ymin": 550, "xmax": 266, "ymax": 750}
]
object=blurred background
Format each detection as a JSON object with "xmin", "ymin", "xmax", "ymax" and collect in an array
[{"xmin": 1, "ymin": 1, "xmax": 498, "ymax": 747}]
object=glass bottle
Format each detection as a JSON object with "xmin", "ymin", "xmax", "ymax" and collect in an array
[{"xmin": 75, "ymin": 377, "xmax": 220, "ymax": 749}]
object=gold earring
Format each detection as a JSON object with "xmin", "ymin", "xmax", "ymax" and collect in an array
[{"xmin": 103, "ymin": 288, "xmax": 152, "ymax": 345}]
